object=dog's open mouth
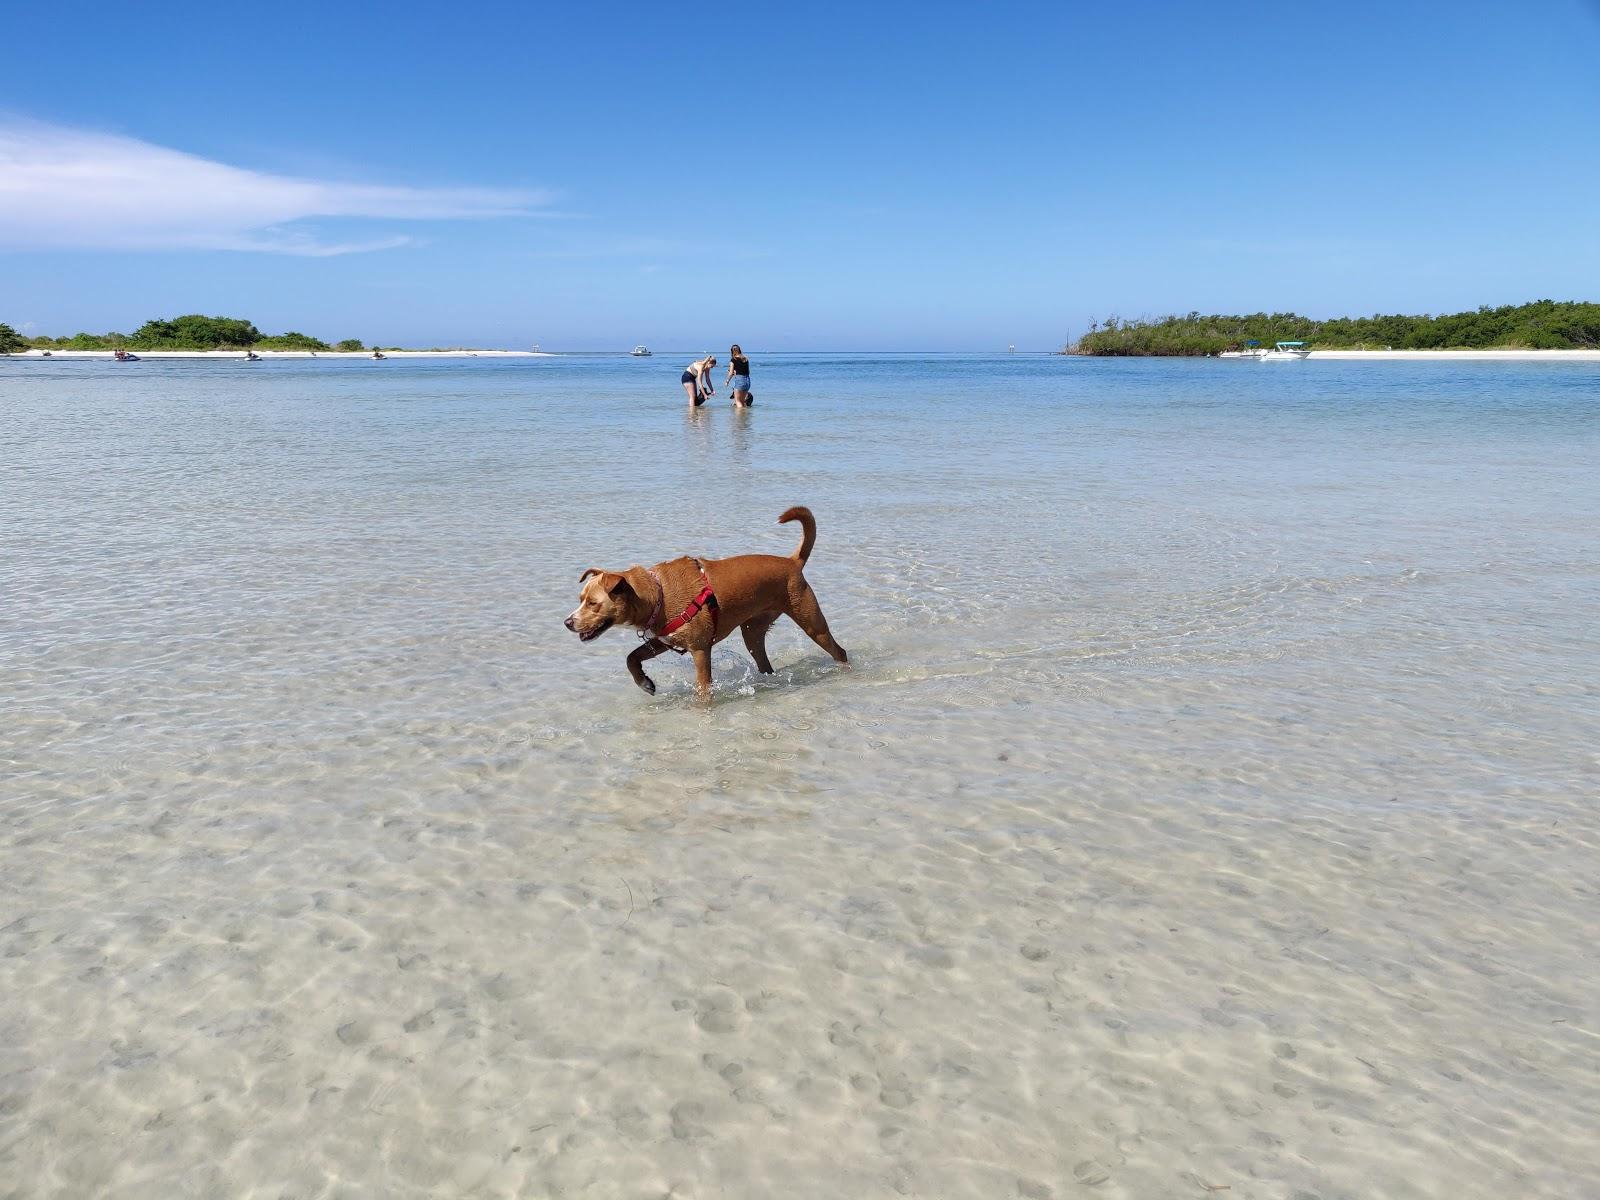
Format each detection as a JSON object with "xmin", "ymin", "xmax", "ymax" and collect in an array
[{"xmin": 578, "ymin": 618, "xmax": 614, "ymax": 642}]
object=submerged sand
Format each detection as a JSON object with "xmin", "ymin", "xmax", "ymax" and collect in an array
[{"xmin": 3, "ymin": 353, "xmax": 1597, "ymax": 1199}]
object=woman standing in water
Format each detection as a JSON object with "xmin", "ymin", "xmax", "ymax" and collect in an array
[
  {"xmin": 725, "ymin": 344, "xmax": 753, "ymax": 407},
  {"xmin": 681, "ymin": 354, "xmax": 716, "ymax": 406}
]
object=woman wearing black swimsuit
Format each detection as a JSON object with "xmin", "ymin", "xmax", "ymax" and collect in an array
[{"xmin": 681, "ymin": 354, "xmax": 716, "ymax": 406}]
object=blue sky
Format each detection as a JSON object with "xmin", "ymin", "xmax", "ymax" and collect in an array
[{"xmin": 3, "ymin": 0, "xmax": 1597, "ymax": 349}]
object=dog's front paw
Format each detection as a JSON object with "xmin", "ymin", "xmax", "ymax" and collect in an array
[{"xmin": 635, "ymin": 674, "xmax": 656, "ymax": 696}]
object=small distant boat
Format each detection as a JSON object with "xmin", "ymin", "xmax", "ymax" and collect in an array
[
  {"xmin": 112, "ymin": 349, "xmax": 140, "ymax": 362},
  {"xmin": 1261, "ymin": 340, "xmax": 1311, "ymax": 361},
  {"xmin": 244, "ymin": 351, "xmax": 261, "ymax": 362},
  {"xmin": 372, "ymin": 349, "xmax": 386, "ymax": 360},
  {"xmin": 630, "ymin": 345, "xmax": 652, "ymax": 357}
]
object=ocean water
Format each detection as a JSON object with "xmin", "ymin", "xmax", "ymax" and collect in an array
[{"xmin": 3, "ymin": 353, "xmax": 1598, "ymax": 1199}]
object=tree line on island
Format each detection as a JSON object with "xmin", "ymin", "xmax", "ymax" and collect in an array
[
  {"xmin": 0, "ymin": 314, "xmax": 374, "ymax": 354},
  {"xmin": 1067, "ymin": 300, "xmax": 1600, "ymax": 355}
]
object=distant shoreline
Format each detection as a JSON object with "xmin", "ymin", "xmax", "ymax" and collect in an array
[
  {"xmin": 1059, "ymin": 348, "xmax": 1600, "ymax": 361},
  {"xmin": 8, "ymin": 348, "xmax": 554, "ymax": 359},
  {"xmin": 1062, "ymin": 346, "xmax": 1600, "ymax": 362},
  {"xmin": 9, "ymin": 347, "xmax": 1597, "ymax": 361},
  {"xmin": 1066, "ymin": 301, "xmax": 1600, "ymax": 357}
]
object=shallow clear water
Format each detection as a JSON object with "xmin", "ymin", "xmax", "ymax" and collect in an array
[{"xmin": 3, "ymin": 354, "xmax": 1598, "ymax": 1198}]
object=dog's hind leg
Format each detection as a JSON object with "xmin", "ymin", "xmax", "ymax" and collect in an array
[
  {"xmin": 626, "ymin": 639, "xmax": 670, "ymax": 695},
  {"xmin": 740, "ymin": 615, "xmax": 778, "ymax": 674},
  {"xmin": 785, "ymin": 585, "xmax": 848, "ymax": 664}
]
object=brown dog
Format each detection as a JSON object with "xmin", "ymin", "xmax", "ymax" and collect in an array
[{"xmin": 565, "ymin": 506, "xmax": 848, "ymax": 700}]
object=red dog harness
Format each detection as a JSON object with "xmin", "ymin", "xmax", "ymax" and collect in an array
[{"xmin": 646, "ymin": 561, "xmax": 718, "ymax": 653}]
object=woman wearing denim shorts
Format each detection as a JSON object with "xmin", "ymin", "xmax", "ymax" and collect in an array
[{"xmin": 726, "ymin": 344, "xmax": 752, "ymax": 407}]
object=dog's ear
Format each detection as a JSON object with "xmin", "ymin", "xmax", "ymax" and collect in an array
[
  {"xmin": 579, "ymin": 567, "xmax": 606, "ymax": 583},
  {"xmin": 606, "ymin": 573, "xmax": 636, "ymax": 599}
]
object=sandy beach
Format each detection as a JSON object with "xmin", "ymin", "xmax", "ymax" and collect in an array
[
  {"xmin": 9, "ymin": 348, "xmax": 551, "ymax": 359},
  {"xmin": 1307, "ymin": 348, "xmax": 1600, "ymax": 360}
]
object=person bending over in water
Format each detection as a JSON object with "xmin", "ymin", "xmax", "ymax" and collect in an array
[
  {"xmin": 681, "ymin": 354, "xmax": 716, "ymax": 406},
  {"xmin": 726, "ymin": 344, "xmax": 753, "ymax": 407}
]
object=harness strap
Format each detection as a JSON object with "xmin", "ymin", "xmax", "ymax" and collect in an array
[{"xmin": 648, "ymin": 563, "xmax": 718, "ymax": 654}]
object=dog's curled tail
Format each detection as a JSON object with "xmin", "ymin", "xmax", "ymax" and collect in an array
[{"xmin": 779, "ymin": 506, "xmax": 817, "ymax": 563}]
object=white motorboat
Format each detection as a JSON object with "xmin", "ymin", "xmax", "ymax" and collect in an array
[
  {"xmin": 630, "ymin": 345, "xmax": 652, "ymax": 357},
  {"xmin": 1218, "ymin": 340, "xmax": 1266, "ymax": 360},
  {"xmin": 1261, "ymin": 340, "xmax": 1310, "ymax": 361}
]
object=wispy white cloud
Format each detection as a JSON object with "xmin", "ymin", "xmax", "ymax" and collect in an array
[{"xmin": 0, "ymin": 118, "xmax": 550, "ymax": 255}]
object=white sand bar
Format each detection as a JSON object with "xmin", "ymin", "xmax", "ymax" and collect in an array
[
  {"xmin": 11, "ymin": 348, "xmax": 552, "ymax": 358},
  {"xmin": 1308, "ymin": 348, "xmax": 1600, "ymax": 360}
]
